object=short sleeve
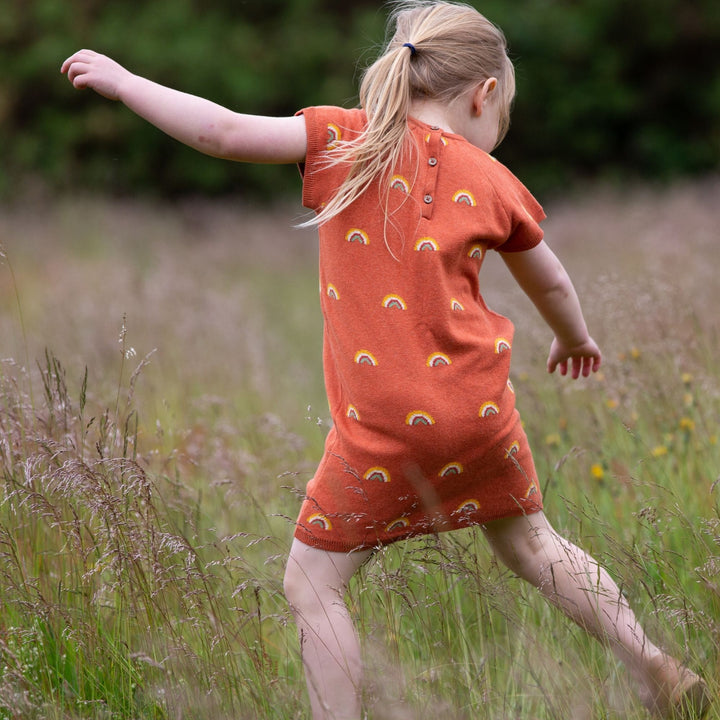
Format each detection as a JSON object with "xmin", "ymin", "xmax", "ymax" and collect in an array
[
  {"xmin": 491, "ymin": 162, "xmax": 546, "ymax": 253},
  {"xmin": 295, "ymin": 106, "xmax": 367, "ymax": 212}
]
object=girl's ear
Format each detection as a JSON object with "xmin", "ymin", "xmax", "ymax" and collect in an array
[{"xmin": 472, "ymin": 77, "xmax": 498, "ymax": 116}]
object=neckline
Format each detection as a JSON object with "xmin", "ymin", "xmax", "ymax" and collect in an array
[{"xmin": 407, "ymin": 114, "xmax": 465, "ymax": 143}]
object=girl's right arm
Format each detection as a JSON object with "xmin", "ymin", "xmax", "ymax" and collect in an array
[
  {"xmin": 501, "ymin": 240, "xmax": 602, "ymax": 379},
  {"xmin": 61, "ymin": 50, "xmax": 307, "ymax": 164}
]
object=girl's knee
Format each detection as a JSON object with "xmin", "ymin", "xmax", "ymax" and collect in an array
[
  {"xmin": 283, "ymin": 539, "xmax": 367, "ymax": 616},
  {"xmin": 482, "ymin": 512, "xmax": 558, "ymax": 581},
  {"xmin": 283, "ymin": 548, "xmax": 327, "ymax": 615}
]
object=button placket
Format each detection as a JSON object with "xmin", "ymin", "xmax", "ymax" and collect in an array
[{"xmin": 421, "ymin": 131, "xmax": 443, "ymax": 219}]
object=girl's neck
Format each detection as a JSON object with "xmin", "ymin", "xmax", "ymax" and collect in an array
[{"xmin": 408, "ymin": 98, "xmax": 460, "ymax": 135}]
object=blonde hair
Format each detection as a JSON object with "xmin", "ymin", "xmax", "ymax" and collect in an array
[{"xmin": 308, "ymin": 1, "xmax": 515, "ymax": 227}]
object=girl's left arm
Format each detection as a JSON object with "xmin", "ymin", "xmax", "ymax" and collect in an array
[
  {"xmin": 501, "ymin": 240, "xmax": 602, "ymax": 379},
  {"xmin": 61, "ymin": 49, "xmax": 307, "ymax": 164}
]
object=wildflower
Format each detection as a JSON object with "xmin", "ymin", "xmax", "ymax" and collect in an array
[
  {"xmin": 679, "ymin": 417, "xmax": 695, "ymax": 432},
  {"xmin": 606, "ymin": 398, "xmax": 619, "ymax": 410},
  {"xmin": 683, "ymin": 393, "xmax": 694, "ymax": 408},
  {"xmin": 590, "ymin": 464, "xmax": 605, "ymax": 480},
  {"xmin": 630, "ymin": 347, "xmax": 641, "ymax": 360},
  {"xmin": 545, "ymin": 433, "xmax": 561, "ymax": 447},
  {"xmin": 710, "ymin": 435, "xmax": 718, "ymax": 446},
  {"xmin": 681, "ymin": 373, "xmax": 693, "ymax": 385},
  {"xmin": 651, "ymin": 445, "xmax": 669, "ymax": 458}
]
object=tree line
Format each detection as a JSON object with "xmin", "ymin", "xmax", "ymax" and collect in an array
[{"xmin": 3, "ymin": 0, "xmax": 719, "ymax": 200}]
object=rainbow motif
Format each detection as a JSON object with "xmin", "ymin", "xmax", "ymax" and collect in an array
[
  {"xmin": 479, "ymin": 401, "xmax": 500, "ymax": 418},
  {"xmin": 364, "ymin": 467, "xmax": 391, "ymax": 483},
  {"xmin": 426, "ymin": 352, "xmax": 451, "ymax": 367},
  {"xmin": 385, "ymin": 517, "xmax": 410, "ymax": 532},
  {"xmin": 346, "ymin": 228, "xmax": 369, "ymax": 245},
  {"xmin": 326, "ymin": 123, "xmax": 341, "ymax": 149},
  {"xmin": 354, "ymin": 350, "xmax": 378, "ymax": 366},
  {"xmin": 456, "ymin": 499, "xmax": 480, "ymax": 513},
  {"xmin": 439, "ymin": 462, "xmax": 463, "ymax": 477},
  {"xmin": 346, "ymin": 404, "xmax": 360, "ymax": 421},
  {"xmin": 382, "ymin": 294, "xmax": 407, "ymax": 310},
  {"xmin": 414, "ymin": 237, "xmax": 439, "ymax": 252},
  {"xmin": 495, "ymin": 338, "xmax": 511, "ymax": 354},
  {"xmin": 424, "ymin": 134, "xmax": 448, "ymax": 146},
  {"xmin": 307, "ymin": 513, "xmax": 332, "ymax": 531},
  {"xmin": 406, "ymin": 410, "xmax": 435, "ymax": 426},
  {"xmin": 453, "ymin": 189, "xmax": 476, "ymax": 206},
  {"xmin": 450, "ymin": 298, "xmax": 465, "ymax": 311},
  {"xmin": 389, "ymin": 175, "xmax": 411, "ymax": 193},
  {"xmin": 468, "ymin": 244, "xmax": 484, "ymax": 259},
  {"xmin": 326, "ymin": 283, "xmax": 340, "ymax": 300},
  {"xmin": 507, "ymin": 379, "xmax": 515, "ymax": 394},
  {"xmin": 505, "ymin": 441, "xmax": 520, "ymax": 458},
  {"xmin": 524, "ymin": 480, "xmax": 539, "ymax": 499}
]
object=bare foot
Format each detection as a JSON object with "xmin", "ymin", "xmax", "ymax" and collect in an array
[{"xmin": 640, "ymin": 654, "xmax": 711, "ymax": 719}]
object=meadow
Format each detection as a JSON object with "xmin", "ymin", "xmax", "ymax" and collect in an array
[{"xmin": 0, "ymin": 178, "xmax": 719, "ymax": 719}]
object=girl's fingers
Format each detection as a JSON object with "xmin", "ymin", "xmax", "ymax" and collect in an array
[
  {"xmin": 61, "ymin": 50, "xmax": 95, "ymax": 75},
  {"xmin": 572, "ymin": 356, "xmax": 582, "ymax": 379},
  {"xmin": 550, "ymin": 353, "xmax": 600, "ymax": 379}
]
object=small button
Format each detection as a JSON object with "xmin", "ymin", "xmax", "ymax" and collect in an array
[
  {"xmin": 424, "ymin": 194, "xmax": 433, "ymax": 204},
  {"xmin": 428, "ymin": 157, "xmax": 438, "ymax": 166}
]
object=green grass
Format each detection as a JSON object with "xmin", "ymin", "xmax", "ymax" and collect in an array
[{"xmin": 1, "ymin": 182, "xmax": 719, "ymax": 718}]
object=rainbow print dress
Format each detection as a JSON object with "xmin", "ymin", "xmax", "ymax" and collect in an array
[{"xmin": 294, "ymin": 106, "xmax": 546, "ymax": 552}]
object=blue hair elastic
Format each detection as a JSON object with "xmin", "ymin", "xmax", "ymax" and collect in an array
[{"xmin": 403, "ymin": 42, "xmax": 417, "ymax": 57}]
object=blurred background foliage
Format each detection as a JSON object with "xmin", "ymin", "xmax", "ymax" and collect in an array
[{"xmin": 2, "ymin": 0, "xmax": 719, "ymax": 201}]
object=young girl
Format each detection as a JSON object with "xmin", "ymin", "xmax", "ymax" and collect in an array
[{"xmin": 62, "ymin": 2, "xmax": 711, "ymax": 718}]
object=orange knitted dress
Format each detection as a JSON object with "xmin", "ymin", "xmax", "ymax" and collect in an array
[{"xmin": 294, "ymin": 106, "xmax": 545, "ymax": 553}]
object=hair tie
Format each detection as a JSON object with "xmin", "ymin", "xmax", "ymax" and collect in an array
[{"xmin": 403, "ymin": 42, "xmax": 417, "ymax": 57}]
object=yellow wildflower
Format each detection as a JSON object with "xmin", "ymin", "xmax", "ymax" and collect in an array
[
  {"xmin": 681, "ymin": 373, "xmax": 693, "ymax": 385},
  {"xmin": 545, "ymin": 433, "xmax": 561, "ymax": 447},
  {"xmin": 630, "ymin": 347, "xmax": 641, "ymax": 359},
  {"xmin": 606, "ymin": 398, "xmax": 619, "ymax": 410},
  {"xmin": 651, "ymin": 445, "xmax": 669, "ymax": 458},
  {"xmin": 679, "ymin": 417, "xmax": 695, "ymax": 432},
  {"xmin": 590, "ymin": 464, "xmax": 605, "ymax": 480}
]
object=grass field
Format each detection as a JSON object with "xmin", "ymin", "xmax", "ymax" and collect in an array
[{"xmin": 1, "ymin": 178, "xmax": 719, "ymax": 719}]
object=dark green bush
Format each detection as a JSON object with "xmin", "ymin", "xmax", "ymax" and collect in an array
[{"xmin": 3, "ymin": 0, "xmax": 719, "ymax": 200}]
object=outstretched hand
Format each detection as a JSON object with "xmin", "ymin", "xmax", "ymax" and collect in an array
[
  {"xmin": 547, "ymin": 337, "xmax": 602, "ymax": 379},
  {"xmin": 61, "ymin": 50, "xmax": 130, "ymax": 101}
]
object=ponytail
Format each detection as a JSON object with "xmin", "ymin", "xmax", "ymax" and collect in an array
[{"xmin": 305, "ymin": 1, "xmax": 515, "ymax": 228}]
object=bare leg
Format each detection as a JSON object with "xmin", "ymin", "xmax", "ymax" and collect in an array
[
  {"xmin": 482, "ymin": 511, "xmax": 710, "ymax": 718},
  {"xmin": 284, "ymin": 538, "xmax": 373, "ymax": 720}
]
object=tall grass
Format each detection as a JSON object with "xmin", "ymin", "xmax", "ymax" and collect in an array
[{"xmin": 1, "ymin": 181, "xmax": 719, "ymax": 718}]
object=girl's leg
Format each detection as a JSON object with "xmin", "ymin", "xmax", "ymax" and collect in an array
[
  {"xmin": 482, "ymin": 511, "xmax": 710, "ymax": 718},
  {"xmin": 284, "ymin": 537, "xmax": 373, "ymax": 720}
]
